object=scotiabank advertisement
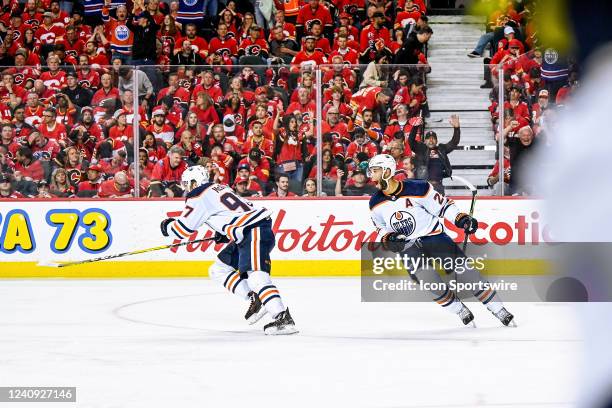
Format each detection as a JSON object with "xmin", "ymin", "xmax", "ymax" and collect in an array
[{"xmin": 0, "ymin": 198, "xmax": 545, "ymax": 277}]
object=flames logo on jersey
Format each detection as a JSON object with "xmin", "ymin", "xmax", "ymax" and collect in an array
[
  {"xmin": 305, "ymin": 19, "xmax": 322, "ymax": 33},
  {"xmin": 245, "ymin": 44, "xmax": 262, "ymax": 56},
  {"xmin": 67, "ymin": 169, "xmax": 82, "ymax": 185},
  {"xmin": 14, "ymin": 73, "xmax": 24, "ymax": 85},
  {"xmin": 390, "ymin": 211, "xmax": 416, "ymax": 236},
  {"xmin": 216, "ymin": 47, "xmax": 231, "ymax": 57}
]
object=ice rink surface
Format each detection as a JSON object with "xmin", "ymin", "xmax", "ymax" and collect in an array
[{"xmin": 1, "ymin": 278, "xmax": 580, "ymax": 408}]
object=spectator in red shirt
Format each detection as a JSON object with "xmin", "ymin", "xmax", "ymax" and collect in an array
[
  {"xmin": 346, "ymin": 126, "xmax": 378, "ymax": 161},
  {"xmin": 267, "ymin": 174, "xmax": 296, "ymax": 197},
  {"xmin": 243, "ymin": 121, "xmax": 274, "ymax": 157},
  {"xmin": 360, "ymin": 11, "xmax": 391, "ymax": 63},
  {"xmin": 296, "ymin": 0, "xmax": 333, "ymax": 42},
  {"xmin": 29, "ymin": 130, "xmax": 61, "ymax": 161},
  {"xmin": 149, "ymin": 145, "xmax": 187, "ymax": 197},
  {"xmin": 98, "ymin": 171, "xmax": 134, "ymax": 198},
  {"xmin": 190, "ymin": 92, "xmax": 220, "ymax": 127},
  {"xmin": 238, "ymin": 148, "xmax": 270, "ymax": 185},
  {"xmin": 38, "ymin": 107, "xmax": 68, "ymax": 145},
  {"xmin": 291, "ymin": 35, "xmax": 327, "ymax": 73},
  {"xmin": 234, "ymin": 162, "xmax": 263, "ymax": 193},
  {"xmin": 14, "ymin": 146, "xmax": 44, "ymax": 182},
  {"xmin": 77, "ymin": 163, "xmax": 103, "ymax": 197}
]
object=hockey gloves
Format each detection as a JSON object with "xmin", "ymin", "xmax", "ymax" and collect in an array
[
  {"xmin": 455, "ymin": 213, "xmax": 478, "ymax": 234},
  {"xmin": 381, "ymin": 232, "xmax": 408, "ymax": 252},
  {"xmin": 160, "ymin": 217, "xmax": 175, "ymax": 237},
  {"xmin": 213, "ymin": 231, "xmax": 231, "ymax": 244}
]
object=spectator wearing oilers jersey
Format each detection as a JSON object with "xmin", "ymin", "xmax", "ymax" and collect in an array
[
  {"xmin": 149, "ymin": 146, "xmax": 187, "ymax": 197},
  {"xmin": 296, "ymin": 0, "xmax": 333, "ymax": 43},
  {"xmin": 101, "ymin": 0, "xmax": 133, "ymax": 64}
]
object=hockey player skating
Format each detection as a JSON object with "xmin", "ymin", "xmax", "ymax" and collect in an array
[
  {"xmin": 160, "ymin": 166, "xmax": 297, "ymax": 335},
  {"xmin": 367, "ymin": 154, "xmax": 515, "ymax": 326}
]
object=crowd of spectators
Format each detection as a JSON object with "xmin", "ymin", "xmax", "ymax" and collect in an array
[
  {"xmin": 0, "ymin": 0, "xmax": 442, "ymax": 199},
  {"xmin": 467, "ymin": 0, "xmax": 578, "ymax": 195}
]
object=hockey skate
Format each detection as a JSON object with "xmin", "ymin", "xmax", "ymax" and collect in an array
[
  {"xmin": 458, "ymin": 303, "xmax": 476, "ymax": 327},
  {"xmin": 245, "ymin": 291, "xmax": 268, "ymax": 325},
  {"xmin": 493, "ymin": 307, "xmax": 516, "ymax": 327},
  {"xmin": 263, "ymin": 308, "xmax": 298, "ymax": 335}
]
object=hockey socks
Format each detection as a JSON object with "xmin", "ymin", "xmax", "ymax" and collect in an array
[
  {"xmin": 247, "ymin": 270, "xmax": 286, "ymax": 318},
  {"xmin": 209, "ymin": 261, "xmax": 250, "ymax": 300}
]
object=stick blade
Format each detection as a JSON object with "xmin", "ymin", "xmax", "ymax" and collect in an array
[{"xmin": 37, "ymin": 260, "xmax": 63, "ymax": 268}]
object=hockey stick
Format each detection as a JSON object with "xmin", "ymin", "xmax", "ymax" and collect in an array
[
  {"xmin": 449, "ymin": 175, "xmax": 478, "ymax": 252},
  {"xmin": 38, "ymin": 238, "xmax": 215, "ymax": 268}
]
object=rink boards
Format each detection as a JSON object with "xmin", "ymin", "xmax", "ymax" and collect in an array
[{"xmin": 0, "ymin": 197, "xmax": 547, "ymax": 278}]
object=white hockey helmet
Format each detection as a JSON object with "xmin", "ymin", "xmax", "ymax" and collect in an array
[
  {"xmin": 181, "ymin": 165, "xmax": 210, "ymax": 193},
  {"xmin": 367, "ymin": 154, "xmax": 396, "ymax": 182}
]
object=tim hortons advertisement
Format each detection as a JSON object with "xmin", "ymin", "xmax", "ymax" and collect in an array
[{"xmin": 0, "ymin": 198, "xmax": 546, "ymax": 277}]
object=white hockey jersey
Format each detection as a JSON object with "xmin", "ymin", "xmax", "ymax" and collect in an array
[
  {"xmin": 169, "ymin": 182, "xmax": 272, "ymax": 243},
  {"xmin": 369, "ymin": 180, "xmax": 462, "ymax": 240}
]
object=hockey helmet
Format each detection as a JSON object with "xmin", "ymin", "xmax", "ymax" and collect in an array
[
  {"xmin": 181, "ymin": 165, "xmax": 210, "ymax": 193},
  {"xmin": 367, "ymin": 154, "xmax": 396, "ymax": 182}
]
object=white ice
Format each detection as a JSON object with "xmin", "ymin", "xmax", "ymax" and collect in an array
[{"xmin": 0, "ymin": 278, "xmax": 581, "ymax": 408}]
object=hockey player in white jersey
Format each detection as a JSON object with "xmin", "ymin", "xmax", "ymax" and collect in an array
[
  {"xmin": 367, "ymin": 154, "xmax": 515, "ymax": 326},
  {"xmin": 159, "ymin": 166, "xmax": 297, "ymax": 335}
]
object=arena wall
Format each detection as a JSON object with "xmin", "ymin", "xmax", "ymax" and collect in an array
[{"xmin": 0, "ymin": 198, "xmax": 547, "ymax": 278}]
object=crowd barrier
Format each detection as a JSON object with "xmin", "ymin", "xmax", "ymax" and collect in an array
[{"xmin": 0, "ymin": 197, "xmax": 546, "ymax": 278}]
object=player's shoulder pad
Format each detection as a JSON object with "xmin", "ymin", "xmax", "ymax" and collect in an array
[
  {"xmin": 369, "ymin": 190, "xmax": 386, "ymax": 210},
  {"xmin": 397, "ymin": 179, "xmax": 430, "ymax": 198},
  {"xmin": 186, "ymin": 182, "xmax": 214, "ymax": 199}
]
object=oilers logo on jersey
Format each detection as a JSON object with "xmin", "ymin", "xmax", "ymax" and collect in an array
[{"xmin": 390, "ymin": 211, "xmax": 416, "ymax": 236}]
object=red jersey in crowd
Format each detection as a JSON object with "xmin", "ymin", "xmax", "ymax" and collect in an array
[
  {"xmin": 151, "ymin": 156, "xmax": 188, "ymax": 183},
  {"xmin": 15, "ymin": 158, "xmax": 44, "ymax": 181},
  {"xmin": 38, "ymin": 121, "xmax": 67, "ymax": 142},
  {"xmin": 147, "ymin": 123, "xmax": 176, "ymax": 145},
  {"xmin": 237, "ymin": 157, "xmax": 270, "ymax": 183},
  {"xmin": 35, "ymin": 22, "xmax": 64, "ymax": 45},
  {"xmin": 40, "ymin": 70, "xmax": 66, "ymax": 91},
  {"xmin": 291, "ymin": 49, "xmax": 327, "ymax": 71},
  {"xmin": 208, "ymin": 35, "xmax": 238, "ymax": 58},
  {"xmin": 238, "ymin": 37, "xmax": 269, "ymax": 57},
  {"xmin": 242, "ymin": 135, "xmax": 274, "ymax": 158},
  {"xmin": 97, "ymin": 179, "xmax": 133, "ymax": 198},
  {"xmin": 191, "ymin": 83, "xmax": 223, "ymax": 105},
  {"xmin": 296, "ymin": 3, "xmax": 333, "ymax": 34},
  {"xmin": 23, "ymin": 105, "xmax": 45, "ymax": 126},
  {"xmin": 31, "ymin": 137, "xmax": 61, "ymax": 161}
]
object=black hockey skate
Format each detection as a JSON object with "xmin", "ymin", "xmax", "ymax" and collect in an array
[
  {"xmin": 245, "ymin": 291, "xmax": 267, "ymax": 325},
  {"xmin": 493, "ymin": 307, "xmax": 516, "ymax": 327},
  {"xmin": 458, "ymin": 303, "xmax": 476, "ymax": 327},
  {"xmin": 263, "ymin": 308, "xmax": 298, "ymax": 335}
]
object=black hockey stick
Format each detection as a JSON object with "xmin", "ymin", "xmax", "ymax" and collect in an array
[{"xmin": 38, "ymin": 238, "xmax": 215, "ymax": 268}]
